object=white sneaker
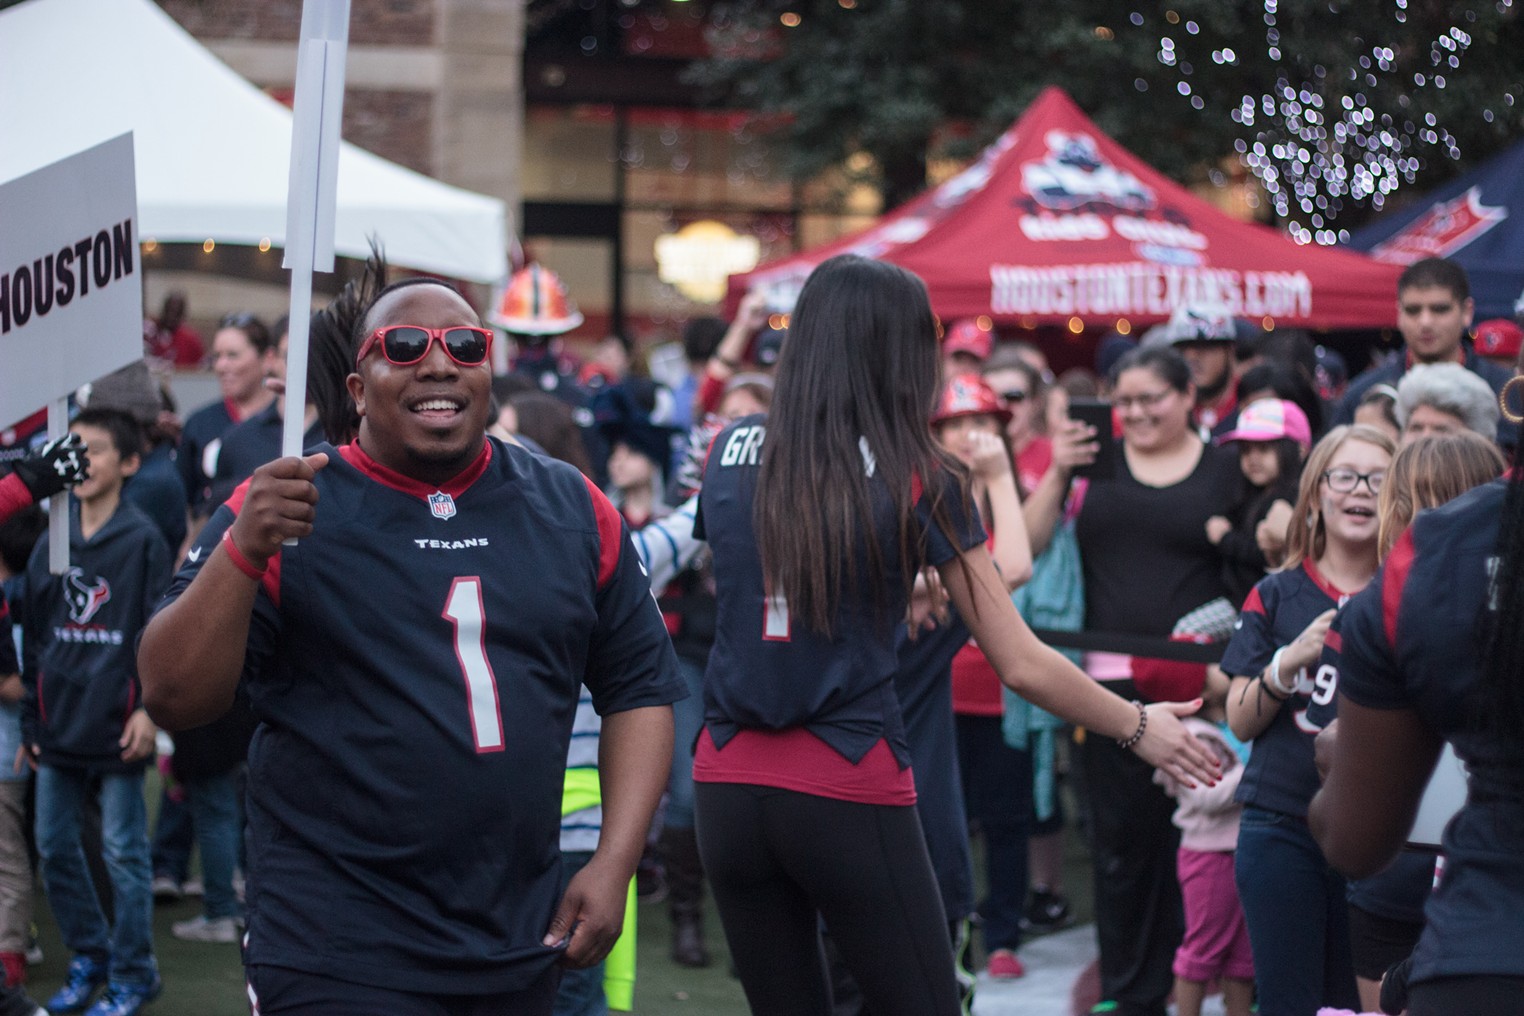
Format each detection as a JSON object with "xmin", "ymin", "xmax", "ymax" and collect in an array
[
  {"xmin": 150, "ymin": 875, "xmax": 182, "ymax": 902},
  {"xmin": 179, "ymin": 877, "xmax": 205, "ymax": 897},
  {"xmin": 171, "ymin": 915, "xmax": 242, "ymax": 943}
]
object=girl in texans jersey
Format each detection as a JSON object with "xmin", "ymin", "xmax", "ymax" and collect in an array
[
  {"xmin": 1221, "ymin": 424, "xmax": 1394, "ymax": 1016},
  {"xmin": 692, "ymin": 254, "xmax": 1219, "ymax": 1016}
]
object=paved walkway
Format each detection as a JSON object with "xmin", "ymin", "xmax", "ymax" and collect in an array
[{"xmin": 973, "ymin": 924, "xmax": 1229, "ymax": 1016}]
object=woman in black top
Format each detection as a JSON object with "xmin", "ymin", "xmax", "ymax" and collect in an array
[{"xmin": 1071, "ymin": 346, "xmax": 1239, "ymax": 1016}]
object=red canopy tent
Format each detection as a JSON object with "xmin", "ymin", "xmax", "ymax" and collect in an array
[{"xmin": 730, "ymin": 87, "xmax": 1399, "ymax": 331}]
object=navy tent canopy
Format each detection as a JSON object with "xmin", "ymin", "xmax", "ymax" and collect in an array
[{"xmin": 1346, "ymin": 138, "xmax": 1524, "ymax": 321}]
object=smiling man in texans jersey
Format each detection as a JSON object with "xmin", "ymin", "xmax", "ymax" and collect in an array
[{"xmin": 138, "ymin": 279, "xmax": 682, "ymax": 1015}]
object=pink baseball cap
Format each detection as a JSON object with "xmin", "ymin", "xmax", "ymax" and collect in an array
[
  {"xmin": 943, "ymin": 318, "xmax": 994, "ymax": 361},
  {"xmin": 1216, "ymin": 398, "xmax": 1312, "ymax": 452}
]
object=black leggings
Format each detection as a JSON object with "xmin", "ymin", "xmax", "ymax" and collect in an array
[
  {"xmin": 695, "ymin": 782, "xmax": 959, "ymax": 1016},
  {"xmin": 1408, "ymin": 975, "xmax": 1524, "ymax": 1016}
]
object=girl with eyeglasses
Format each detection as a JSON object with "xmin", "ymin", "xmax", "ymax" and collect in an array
[{"xmin": 1220, "ymin": 423, "xmax": 1395, "ymax": 1016}]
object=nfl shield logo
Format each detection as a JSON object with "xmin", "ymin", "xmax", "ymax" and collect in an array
[{"xmin": 428, "ymin": 491, "xmax": 457, "ymax": 520}]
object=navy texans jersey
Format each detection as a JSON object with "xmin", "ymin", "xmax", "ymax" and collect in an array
[
  {"xmin": 1334, "ymin": 479, "xmax": 1524, "ymax": 982},
  {"xmin": 694, "ymin": 415, "xmax": 984, "ymax": 766},
  {"xmin": 22, "ymin": 501, "xmax": 170, "ymax": 770},
  {"xmin": 1221, "ymin": 560, "xmax": 1356, "ymax": 817},
  {"xmin": 159, "ymin": 437, "xmax": 683, "ymax": 994},
  {"xmin": 178, "ymin": 398, "xmax": 237, "ymax": 516}
]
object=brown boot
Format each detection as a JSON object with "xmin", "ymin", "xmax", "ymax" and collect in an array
[{"xmin": 661, "ymin": 826, "xmax": 710, "ymax": 968}]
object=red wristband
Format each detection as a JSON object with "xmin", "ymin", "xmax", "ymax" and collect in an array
[{"xmin": 221, "ymin": 530, "xmax": 267, "ymax": 580}]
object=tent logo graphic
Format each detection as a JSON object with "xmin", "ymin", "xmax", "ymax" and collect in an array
[
  {"xmin": 1022, "ymin": 131, "xmax": 1155, "ymax": 213},
  {"xmin": 1371, "ymin": 187, "xmax": 1506, "ymax": 264}
]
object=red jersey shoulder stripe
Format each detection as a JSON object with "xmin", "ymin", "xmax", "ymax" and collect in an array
[
  {"xmin": 582, "ymin": 476, "xmax": 623, "ymax": 589},
  {"xmin": 1382, "ymin": 527, "xmax": 1418, "ymax": 650},
  {"xmin": 1241, "ymin": 585, "xmax": 1267, "ymax": 616}
]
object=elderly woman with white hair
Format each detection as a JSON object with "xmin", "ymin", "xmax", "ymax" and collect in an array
[{"xmin": 1394, "ymin": 363, "xmax": 1501, "ymax": 445}]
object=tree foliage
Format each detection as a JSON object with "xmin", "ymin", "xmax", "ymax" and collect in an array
[{"xmin": 691, "ymin": 0, "xmax": 1524, "ymax": 236}]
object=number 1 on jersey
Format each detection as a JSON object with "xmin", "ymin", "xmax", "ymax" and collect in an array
[
  {"xmin": 763, "ymin": 593, "xmax": 791, "ymax": 641},
  {"xmin": 443, "ymin": 577, "xmax": 505, "ymax": 752}
]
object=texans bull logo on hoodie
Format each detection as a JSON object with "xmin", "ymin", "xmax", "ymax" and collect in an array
[{"xmin": 53, "ymin": 568, "xmax": 121, "ymax": 645}]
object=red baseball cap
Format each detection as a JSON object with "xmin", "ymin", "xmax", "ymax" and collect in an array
[
  {"xmin": 1474, "ymin": 319, "xmax": 1523, "ymax": 360},
  {"xmin": 943, "ymin": 318, "xmax": 993, "ymax": 361},
  {"xmin": 931, "ymin": 374, "xmax": 1011, "ymax": 427}
]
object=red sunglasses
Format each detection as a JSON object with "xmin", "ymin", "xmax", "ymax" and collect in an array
[{"xmin": 355, "ymin": 325, "xmax": 493, "ymax": 367}]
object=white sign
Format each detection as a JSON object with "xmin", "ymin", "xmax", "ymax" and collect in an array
[{"xmin": 0, "ymin": 133, "xmax": 141, "ymax": 427}]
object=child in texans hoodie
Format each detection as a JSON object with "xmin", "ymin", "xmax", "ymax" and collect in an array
[{"xmin": 22, "ymin": 408, "xmax": 169, "ymax": 1016}]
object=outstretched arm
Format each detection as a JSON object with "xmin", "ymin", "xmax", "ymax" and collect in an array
[{"xmin": 940, "ymin": 547, "xmax": 1218, "ymax": 788}]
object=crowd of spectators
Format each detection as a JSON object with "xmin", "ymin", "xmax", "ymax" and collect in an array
[{"xmin": 0, "ymin": 251, "xmax": 1520, "ymax": 1016}]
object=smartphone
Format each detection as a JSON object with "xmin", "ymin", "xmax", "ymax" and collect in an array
[{"xmin": 1067, "ymin": 398, "xmax": 1117, "ymax": 480}]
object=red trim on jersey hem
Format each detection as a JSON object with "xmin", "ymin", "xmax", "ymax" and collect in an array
[
  {"xmin": 692, "ymin": 728, "xmax": 916, "ymax": 806},
  {"xmin": 340, "ymin": 440, "xmax": 492, "ymax": 499},
  {"xmin": 582, "ymin": 477, "xmax": 623, "ymax": 589},
  {"xmin": 1382, "ymin": 528, "xmax": 1417, "ymax": 649},
  {"xmin": 1302, "ymin": 558, "xmax": 1361, "ymax": 604}
]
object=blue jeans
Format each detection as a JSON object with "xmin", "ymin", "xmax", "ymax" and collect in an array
[
  {"xmin": 35, "ymin": 765, "xmax": 156, "ymax": 986},
  {"xmin": 185, "ymin": 769, "xmax": 243, "ymax": 921},
  {"xmin": 1234, "ymin": 806, "xmax": 1358, "ymax": 1016},
  {"xmin": 664, "ymin": 657, "xmax": 706, "ymax": 831},
  {"xmin": 149, "ymin": 784, "xmax": 193, "ymax": 882}
]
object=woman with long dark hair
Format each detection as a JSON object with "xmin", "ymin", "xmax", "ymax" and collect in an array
[
  {"xmin": 1310, "ymin": 394, "xmax": 1524, "ymax": 1014},
  {"xmin": 693, "ymin": 255, "xmax": 1218, "ymax": 1016}
]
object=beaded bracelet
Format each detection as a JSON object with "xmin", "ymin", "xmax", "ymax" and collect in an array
[
  {"xmin": 221, "ymin": 530, "xmax": 267, "ymax": 581},
  {"xmin": 1117, "ymin": 699, "xmax": 1147, "ymax": 750}
]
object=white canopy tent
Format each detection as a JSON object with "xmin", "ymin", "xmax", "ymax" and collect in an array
[{"xmin": 0, "ymin": 0, "xmax": 509, "ymax": 284}]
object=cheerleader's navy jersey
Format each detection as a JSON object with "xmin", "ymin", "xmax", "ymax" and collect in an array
[
  {"xmin": 692, "ymin": 415, "xmax": 984, "ymax": 768},
  {"xmin": 1220, "ymin": 559, "xmax": 1359, "ymax": 817},
  {"xmin": 1333, "ymin": 479, "xmax": 1524, "ymax": 983},
  {"xmin": 157, "ymin": 437, "xmax": 684, "ymax": 994}
]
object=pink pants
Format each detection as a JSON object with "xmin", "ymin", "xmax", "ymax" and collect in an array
[{"xmin": 1174, "ymin": 847, "xmax": 1254, "ymax": 983}]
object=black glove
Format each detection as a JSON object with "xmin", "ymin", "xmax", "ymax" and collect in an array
[{"xmin": 10, "ymin": 432, "xmax": 90, "ymax": 500}]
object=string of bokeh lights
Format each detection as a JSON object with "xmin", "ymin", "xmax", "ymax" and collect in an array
[{"xmin": 1126, "ymin": 1, "xmax": 1516, "ymax": 244}]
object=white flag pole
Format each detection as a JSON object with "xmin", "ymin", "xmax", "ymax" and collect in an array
[
  {"xmin": 46, "ymin": 398, "xmax": 69, "ymax": 575},
  {"xmin": 282, "ymin": 0, "xmax": 351, "ymax": 466}
]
